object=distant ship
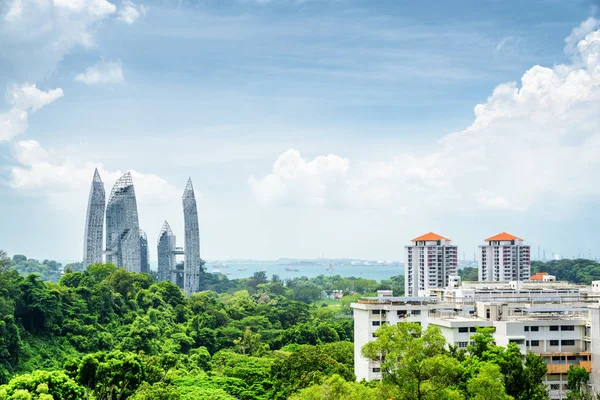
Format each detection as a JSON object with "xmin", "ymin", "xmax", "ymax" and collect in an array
[
  {"xmin": 211, "ymin": 268, "xmax": 221, "ymax": 274},
  {"xmin": 238, "ymin": 267, "xmax": 247, "ymax": 271},
  {"xmin": 285, "ymin": 266, "xmax": 300, "ymax": 272}
]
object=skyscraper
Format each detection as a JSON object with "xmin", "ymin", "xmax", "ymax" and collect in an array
[
  {"xmin": 140, "ymin": 229, "xmax": 150, "ymax": 274},
  {"xmin": 478, "ymin": 232, "xmax": 531, "ymax": 281},
  {"xmin": 105, "ymin": 172, "xmax": 142, "ymax": 272},
  {"xmin": 182, "ymin": 178, "xmax": 201, "ymax": 296},
  {"xmin": 405, "ymin": 232, "xmax": 458, "ymax": 297},
  {"xmin": 83, "ymin": 168, "xmax": 105, "ymax": 266},
  {"xmin": 157, "ymin": 221, "xmax": 177, "ymax": 283}
]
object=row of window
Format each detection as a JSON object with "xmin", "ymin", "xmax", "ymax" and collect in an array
[
  {"xmin": 523, "ymin": 325, "xmax": 576, "ymax": 332},
  {"xmin": 550, "ymin": 384, "xmax": 568, "ymax": 391},
  {"xmin": 371, "ymin": 310, "xmax": 421, "ymax": 316}
]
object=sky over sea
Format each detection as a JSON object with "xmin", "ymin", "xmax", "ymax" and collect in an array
[{"xmin": 1, "ymin": 0, "xmax": 600, "ymax": 263}]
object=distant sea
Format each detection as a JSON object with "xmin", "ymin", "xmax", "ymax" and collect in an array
[{"xmin": 206, "ymin": 263, "xmax": 405, "ymax": 282}]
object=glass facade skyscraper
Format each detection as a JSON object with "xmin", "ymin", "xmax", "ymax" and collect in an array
[
  {"xmin": 157, "ymin": 221, "xmax": 177, "ymax": 283},
  {"xmin": 83, "ymin": 168, "xmax": 105, "ymax": 266},
  {"xmin": 183, "ymin": 178, "xmax": 201, "ymax": 296},
  {"xmin": 105, "ymin": 172, "xmax": 141, "ymax": 272},
  {"xmin": 140, "ymin": 229, "xmax": 150, "ymax": 274}
]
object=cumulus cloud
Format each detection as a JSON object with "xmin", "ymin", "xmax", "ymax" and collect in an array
[
  {"xmin": 565, "ymin": 17, "xmax": 599, "ymax": 55},
  {"xmin": 75, "ymin": 61, "xmax": 125, "ymax": 85},
  {"xmin": 0, "ymin": 84, "xmax": 64, "ymax": 141},
  {"xmin": 250, "ymin": 24, "xmax": 600, "ymax": 215},
  {"xmin": 1, "ymin": 0, "xmax": 117, "ymax": 82},
  {"xmin": 118, "ymin": 0, "xmax": 146, "ymax": 24},
  {"xmin": 10, "ymin": 139, "xmax": 182, "ymax": 215}
]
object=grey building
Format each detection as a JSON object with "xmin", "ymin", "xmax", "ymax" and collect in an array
[
  {"xmin": 105, "ymin": 172, "xmax": 141, "ymax": 272},
  {"xmin": 83, "ymin": 168, "xmax": 105, "ymax": 266},
  {"xmin": 157, "ymin": 221, "xmax": 177, "ymax": 283},
  {"xmin": 140, "ymin": 229, "xmax": 150, "ymax": 274},
  {"xmin": 182, "ymin": 178, "xmax": 201, "ymax": 296}
]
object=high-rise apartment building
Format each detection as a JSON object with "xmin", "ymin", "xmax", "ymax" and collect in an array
[
  {"xmin": 105, "ymin": 172, "xmax": 141, "ymax": 272},
  {"xmin": 405, "ymin": 232, "xmax": 458, "ymax": 297},
  {"xmin": 478, "ymin": 232, "xmax": 530, "ymax": 281},
  {"xmin": 182, "ymin": 178, "xmax": 201, "ymax": 296},
  {"xmin": 157, "ymin": 221, "xmax": 177, "ymax": 283},
  {"xmin": 83, "ymin": 169, "xmax": 105, "ymax": 266}
]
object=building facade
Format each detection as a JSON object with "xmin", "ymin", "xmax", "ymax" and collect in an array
[
  {"xmin": 83, "ymin": 168, "xmax": 105, "ymax": 266},
  {"xmin": 182, "ymin": 178, "xmax": 201, "ymax": 296},
  {"xmin": 478, "ymin": 232, "xmax": 531, "ymax": 282},
  {"xmin": 157, "ymin": 221, "xmax": 177, "ymax": 284},
  {"xmin": 105, "ymin": 172, "xmax": 142, "ymax": 272},
  {"xmin": 405, "ymin": 232, "xmax": 458, "ymax": 297},
  {"xmin": 140, "ymin": 229, "xmax": 150, "ymax": 274},
  {"xmin": 352, "ymin": 285, "xmax": 600, "ymax": 400}
]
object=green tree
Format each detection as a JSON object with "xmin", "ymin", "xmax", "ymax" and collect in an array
[
  {"xmin": 362, "ymin": 322, "xmax": 462, "ymax": 400},
  {"xmin": 0, "ymin": 370, "xmax": 84, "ymax": 400},
  {"xmin": 289, "ymin": 374, "xmax": 379, "ymax": 400},
  {"xmin": 467, "ymin": 363, "xmax": 511, "ymax": 400},
  {"xmin": 566, "ymin": 366, "xmax": 591, "ymax": 400}
]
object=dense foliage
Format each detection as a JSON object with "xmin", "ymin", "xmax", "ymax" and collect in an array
[
  {"xmin": 531, "ymin": 259, "xmax": 600, "ymax": 284},
  {"xmin": 362, "ymin": 324, "xmax": 549, "ymax": 400},
  {"xmin": 3, "ymin": 250, "xmax": 589, "ymax": 399},
  {"xmin": 0, "ymin": 250, "xmax": 374, "ymax": 399},
  {"xmin": 458, "ymin": 267, "xmax": 478, "ymax": 282}
]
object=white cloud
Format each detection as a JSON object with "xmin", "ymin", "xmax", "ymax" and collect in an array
[
  {"xmin": 1, "ymin": 0, "xmax": 117, "ymax": 82},
  {"xmin": 75, "ymin": 60, "xmax": 125, "ymax": 85},
  {"xmin": 0, "ymin": 84, "xmax": 64, "ymax": 141},
  {"xmin": 250, "ymin": 25, "xmax": 600, "ymax": 215},
  {"xmin": 118, "ymin": 0, "xmax": 146, "ymax": 24},
  {"xmin": 565, "ymin": 17, "xmax": 599, "ymax": 55},
  {"xmin": 249, "ymin": 149, "xmax": 350, "ymax": 207},
  {"xmin": 10, "ymin": 140, "xmax": 180, "ymax": 206}
]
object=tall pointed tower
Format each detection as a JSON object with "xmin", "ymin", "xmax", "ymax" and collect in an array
[
  {"xmin": 182, "ymin": 178, "xmax": 201, "ymax": 296},
  {"xmin": 83, "ymin": 168, "xmax": 106, "ymax": 266},
  {"xmin": 105, "ymin": 172, "xmax": 142, "ymax": 272}
]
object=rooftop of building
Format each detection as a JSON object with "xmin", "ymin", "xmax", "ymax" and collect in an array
[
  {"xmin": 484, "ymin": 232, "xmax": 523, "ymax": 242},
  {"xmin": 411, "ymin": 232, "xmax": 450, "ymax": 242}
]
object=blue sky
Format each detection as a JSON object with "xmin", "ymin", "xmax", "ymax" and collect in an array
[{"xmin": 1, "ymin": 0, "xmax": 600, "ymax": 263}]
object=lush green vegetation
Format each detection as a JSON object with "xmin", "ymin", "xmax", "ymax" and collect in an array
[
  {"xmin": 531, "ymin": 259, "xmax": 600, "ymax": 284},
  {"xmin": 3, "ymin": 249, "xmax": 595, "ymax": 399},
  {"xmin": 458, "ymin": 267, "xmax": 478, "ymax": 282},
  {"xmin": 0, "ymin": 250, "xmax": 401, "ymax": 399}
]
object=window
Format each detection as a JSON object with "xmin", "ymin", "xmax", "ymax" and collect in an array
[
  {"xmin": 469, "ymin": 327, "xmax": 477, "ymax": 332},
  {"xmin": 412, "ymin": 310, "xmax": 421, "ymax": 316},
  {"xmin": 531, "ymin": 340, "xmax": 539, "ymax": 346},
  {"xmin": 372, "ymin": 310, "xmax": 381, "ymax": 315},
  {"xmin": 550, "ymin": 340, "xmax": 559, "ymax": 346},
  {"xmin": 458, "ymin": 327, "xmax": 468, "ymax": 333},
  {"xmin": 372, "ymin": 321, "xmax": 381, "ymax": 326},
  {"xmin": 526, "ymin": 340, "xmax": 529, "ymax": 346},
  {"xmin": 561, "ymin": 325, "xmax": 575, "ymax": 331},
  {"xmin": 509, "ymin": 339, "xmax": 524, "ymax": 345},
  {"xmin": 457, "ymin": 341, "xmax": 468, "ymax": 348},
  {"xmin": 562, "ymin": 340, "xmax": 575, "ymax": 346},
  {"xmin": 524, "ymin": 326, "xmax": 529, "ymax": 332},
  {"xmin": 550, "ymin": 384, "xmax": 560, "ymax": 391},
  {"xmin": 372, "ymin": 368, "xmax": 381, "ymax": 373},
  {"xmin": 531, "ymin": 326, "xmax": 539, "ymax": 332},
  {"xmin": 549, "ymin": 326, "xmax": 559, "ymax": 331}
]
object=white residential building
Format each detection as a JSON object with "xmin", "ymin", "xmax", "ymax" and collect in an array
[
  {"xmin": 352, "ymin": 284, "xmax": 600, "ymax": 400},
  {"xmin": 405, "ymin": 232, "xmax": 458, "ymax": 297},
  {"xmin": 478, "ymin": 232, "xmax": 531, "ymax": 282}
]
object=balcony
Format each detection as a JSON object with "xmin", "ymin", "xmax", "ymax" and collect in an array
[{"xmin": 542, "ymin": 352, "xmax": 591, "ymax": 374}]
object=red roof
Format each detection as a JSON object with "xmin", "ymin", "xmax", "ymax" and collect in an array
[
  {"xmin": 412, "ymin": 232, "xmax": 450, "ymax": 242},
  {"xmin": 484, "ymin": 232, "xmax": 523, "ymax": 242}
]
